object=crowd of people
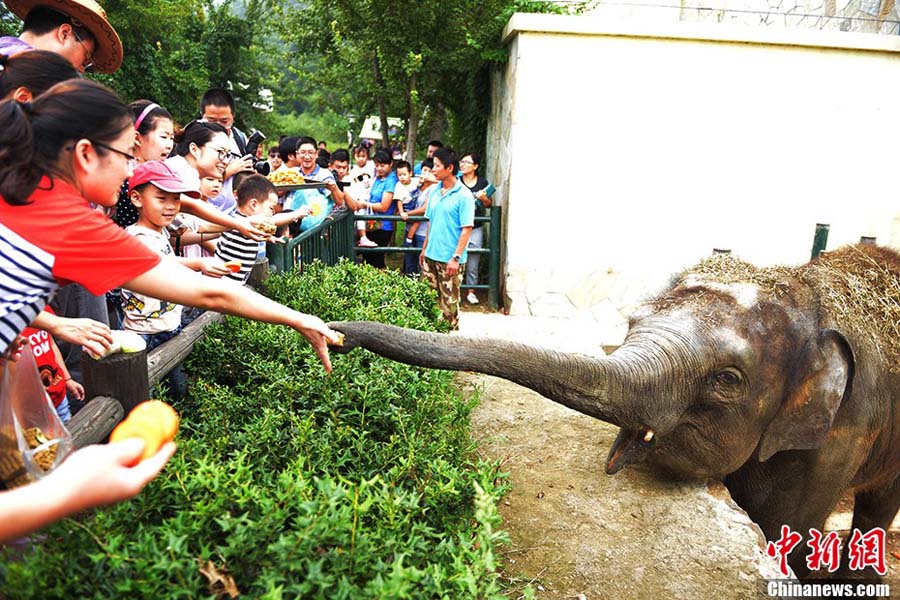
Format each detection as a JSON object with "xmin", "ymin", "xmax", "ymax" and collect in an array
[
  {"xmin": 0, "ymin": 0, "xmax": 495, "ymax": 542},
  {"xmin": 279, "ymin": 138, "xmax": 496, "ymax": 324}
]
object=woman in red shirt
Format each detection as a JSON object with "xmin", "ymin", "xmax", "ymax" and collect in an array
[{"xmin": 0, "ymin": 79, "xmax": 340, "ymax": 542}]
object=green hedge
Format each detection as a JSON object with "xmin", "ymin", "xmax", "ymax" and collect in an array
[{"xmin": 0, "ymin": 261, "xmax": 508, "ymax": 598}]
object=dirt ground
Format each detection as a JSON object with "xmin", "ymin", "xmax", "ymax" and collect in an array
[{"xmin": 460, "ymin": 370, "xmax": 900, "ymax": 600}]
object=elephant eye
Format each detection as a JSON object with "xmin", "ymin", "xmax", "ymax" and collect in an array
[{"xmin": 715, "ymin": 368, "xmax": 743, "ymax": 387}]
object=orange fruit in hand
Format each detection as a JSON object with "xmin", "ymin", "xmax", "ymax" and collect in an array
[
  {"xmin": 130, "ymin": 400, "xmax": 179, "ymax": 440},
  {"xmin": 109, "ymin": 400, "xmax": 179, "ymax": 464},
  {"xmin": 223, "ymin": 260, "xmax": 242, "ymax": 273}
]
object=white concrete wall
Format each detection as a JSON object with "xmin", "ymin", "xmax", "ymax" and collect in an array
[{"xmin": 487, "ymin": 14, "xmax": 900, "ymax": 339}]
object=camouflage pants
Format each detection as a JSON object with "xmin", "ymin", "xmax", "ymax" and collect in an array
[{"xmin": 422, "ymin": 257, "xmax": 465, "ymax": 330}]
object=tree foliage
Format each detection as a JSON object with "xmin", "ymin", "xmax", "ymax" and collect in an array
[
  {"xmin": 0, "ymin": 0, "xmax": 279, "ymax": 133},
  {"xmin": 277, "ymin": 0, "xmax": 579, "ymax": 160},
  {"xmin": 0, "ymin": 0, "xmax": 585, "ymax": 156}
]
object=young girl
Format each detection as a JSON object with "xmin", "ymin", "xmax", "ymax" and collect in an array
[
  {"xmin": 112, "ymin": 100, "xmax": 175, "ymax": 228},
  {"xmin": 0, "ymin": 79, "xmax": 338, "ymax": 542}
]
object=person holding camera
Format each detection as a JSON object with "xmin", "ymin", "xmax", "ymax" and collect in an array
[{"xmin": 199, "ymin": 88, "xmax": 256, "ymax": 215}]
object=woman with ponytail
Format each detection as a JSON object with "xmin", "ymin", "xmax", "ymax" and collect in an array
[{"xmin": 0, "ymin": 79, "xmax": 339, "ymax": 542}]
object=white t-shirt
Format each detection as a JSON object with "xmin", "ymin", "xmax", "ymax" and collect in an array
[{"xmin": 121, "ymin": 225, "xmax": 183, "ymax": 334}]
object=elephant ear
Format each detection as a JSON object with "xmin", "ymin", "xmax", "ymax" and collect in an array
[{"xmin": 758, "ymin": 329, "xmax": 854, "ymax": 462}]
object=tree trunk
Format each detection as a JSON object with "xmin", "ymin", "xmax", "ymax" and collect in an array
[
  {"xmin": 406, "ymin": 73, "xmax": 418, "ymax": 163},
  {"xmin": 373, "ymin": 50, "xmax": 390, "ymax": 150}
]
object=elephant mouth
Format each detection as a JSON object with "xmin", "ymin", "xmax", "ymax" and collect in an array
[{"xmin": 605, "ymin": 427, "xmax": 656, "ymax": 475}]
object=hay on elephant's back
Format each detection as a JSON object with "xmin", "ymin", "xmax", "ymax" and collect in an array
[
  {"xmin": 802, "ymin": 245, "xmax": 900, "ymax": 371},
  {"xmin": 688, "ymin": 245, "xmax": 900, "ymax": 372}
]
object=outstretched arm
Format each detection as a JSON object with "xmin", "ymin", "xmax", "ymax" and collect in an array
[
  {"xmin": 0, "ymin": 439, "xmax": 175, "ymax": 544},
  {"xmin": 121, "ymin": 257, "xmax": 339, "ymax": 371},
  {"xmin": 30, "ymin": 312, "xmax": 112, "ymax": 358}
]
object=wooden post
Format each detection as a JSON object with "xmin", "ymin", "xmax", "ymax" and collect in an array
[
  {"xmin": 68, "ymin": 396, "xmax": 124, "ymax": 448},
  {"xmin": 246, "ymin": 257, "xmax": 269, "ymax": 289},
  {"xmin": 81, "ymin": 350, "xmax": 149, "ymax": 414}
]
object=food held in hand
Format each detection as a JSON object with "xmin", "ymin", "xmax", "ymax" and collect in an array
[
  {"xmin": 309, "ymin": 204, "xmax": 322, "ymax": 216},
  {"xmin": 109, "ymin": 400, "xmax": 179, "ymax": 463},
  {"xmin": 268, "ymin": 170, "xmax": 305, "ymax": 185},
  {"xmin": 89, "ymin": 329, "xmax": 147, "ymax": 359},
  {"xmin": 223, "ymin": 260, "xmax": 242, "ymax": 273},
  {"xmin": 256, "ymin": 219, "xmax": 277, "ymax": 235}
]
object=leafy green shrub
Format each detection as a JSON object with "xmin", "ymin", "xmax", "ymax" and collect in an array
[{"xmin": 0, "ymin": 261, "xmax": 508, "ymax": 598}]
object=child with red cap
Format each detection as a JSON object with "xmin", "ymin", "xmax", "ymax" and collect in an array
[{"xmin": 119, "ymin": 161, "xmax": 231, "ymax": 398}]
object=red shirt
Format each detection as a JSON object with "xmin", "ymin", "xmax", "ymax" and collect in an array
[
  {"xmin": 20, "ymin": 308, "xmax": 65, "ymax": 407},
  {"xmin": 0, "ymin": 177, "xmax": 161, "ymax": 354}
]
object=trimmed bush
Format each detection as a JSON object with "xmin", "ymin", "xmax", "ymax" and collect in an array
[{"xmin": 0, "ymin": 261, "xmax": 508, "ymax": 599}]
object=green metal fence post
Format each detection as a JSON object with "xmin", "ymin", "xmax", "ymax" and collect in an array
[
  {"xmin": 810, "ymin": 223, "xmax": 829, "ymax": 260},
  {"xmin": 488, "ymin": 206, "xmax": 502, "ymax": 309},
  {"xmin": 266, "ymin": 241, "xmax": 287, "ymax": 273}
]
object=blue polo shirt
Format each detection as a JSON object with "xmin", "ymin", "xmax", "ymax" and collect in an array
[
  {"xmin": 369, "ymin": 171, "xmax": 399, "ymax": 232},
  {"xmin": 424, "ymin": 180, "xmax": 475, "ymax": 263}
]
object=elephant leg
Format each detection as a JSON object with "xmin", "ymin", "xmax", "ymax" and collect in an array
[
  {"xmin": 851, "ymin": 476, "xmax": 900, "ymax": 534},
  {"xmin": 727, "ymin": 454, "xmax": 864, "ymax": 579},
  {"xmin": 832, "ymin": 476, "xmax": 900, "ymax": 579}
]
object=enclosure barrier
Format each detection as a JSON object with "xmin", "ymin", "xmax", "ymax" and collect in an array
[{"xmin": 267, "ymin": 206, "xmax": 504, "ymax": 309}]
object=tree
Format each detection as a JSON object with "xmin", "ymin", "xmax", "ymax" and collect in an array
[
  {"xmin": 277, "ymin": 0, "xmax": 576, "ymax": 163},
  {"xmin": 0, "ymin": 0, "xmax": 280, "ymax": 133}
]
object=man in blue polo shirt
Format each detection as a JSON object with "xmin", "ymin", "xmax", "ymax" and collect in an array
[
  {"xmin": 420, "ymin": 147, "xmax": 475, "ymax": 330},
  {"xmin": 284, "ymin": 136, "xmax": 345, "ymax": 232}
]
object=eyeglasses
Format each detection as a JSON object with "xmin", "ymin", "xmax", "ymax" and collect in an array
[
  {"xmin": 70, "ymin": 24, "xmax": 94, "ymax": 71},
  {"xmin": 297, "ymin": 149, "xmax": 317, "ymax": 157},
  {"xmin": 91, "ymin": 140, "xmax": 136, "ymax": 162},
  {"xmin": 211, "ymin": 148, "xmax": 240, "ymax": 163},
  {"xmin": 459, "ymin": 160, "xmax": 474, "ymax": 166}
]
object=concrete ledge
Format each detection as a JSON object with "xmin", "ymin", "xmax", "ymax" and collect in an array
[{"xmin": 503, "ymin": 11, "xmax": 900, "ymax": 52}]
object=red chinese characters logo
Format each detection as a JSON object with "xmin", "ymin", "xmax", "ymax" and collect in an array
[
  {"xmin": 765, "ymin": 526, "xmax": 886, "ymax": 577},
  {"xmin": 766, "ymin": 525, "xmax": 803, "ymax": 576},
  {"xmin": 847, "ymin": 527, "xmax": 887, "ymax": 576},
  {"xmin": 806, "ymin": 529, "xmax": 841, "ymax": 573}
]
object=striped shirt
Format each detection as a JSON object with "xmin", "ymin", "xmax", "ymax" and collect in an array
[
  {"xmin": 214, "ymin": 214, "xmax": 259, "ymax": 283},
  {"xmin": 0, "ymin": 178, "xmax": 161, "ymax": 355}
]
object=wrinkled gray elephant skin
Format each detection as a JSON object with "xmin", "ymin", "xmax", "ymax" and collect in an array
[{"xmin": 329, "ymin": 244, "xmax": 900, "ymax": 578}]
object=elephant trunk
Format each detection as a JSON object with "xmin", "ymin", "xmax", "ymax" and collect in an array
[{"xmin": 330, "ymin": 321, "xmax": 654, "ymax": 433}]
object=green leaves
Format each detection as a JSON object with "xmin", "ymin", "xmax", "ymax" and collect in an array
[{"xmin": 0, "ymin": 262, "xmax": 508, "ymax": 598}]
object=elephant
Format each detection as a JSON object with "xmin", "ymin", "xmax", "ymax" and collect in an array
[{"xmin": 329, "ymin": 243, "xmax": 900, "ymax": 578}]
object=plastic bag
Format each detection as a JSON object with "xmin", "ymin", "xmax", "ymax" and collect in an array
[{"xmin": 0, "ymin": 343, "xmax": 73, "ymax": 488}]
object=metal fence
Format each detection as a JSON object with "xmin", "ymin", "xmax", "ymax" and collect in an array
[{"xmin": 266, "ymin": 206, "xmax": 504, "ymax": 309}]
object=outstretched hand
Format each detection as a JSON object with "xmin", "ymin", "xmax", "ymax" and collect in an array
[
  {"xmin": 51, "ymin": 317, "xmax": 113, "ymax": 359},
  {"xmin": 52, "ymin": 439, "xmax": 176, "ymax": 512},
  {"xmin": 293, "ymin": 315, "xmax": 341, "ymax": 372},
  {"xmin": 236, "ymin": 220, "xmax": 267, "ymax": 242}
]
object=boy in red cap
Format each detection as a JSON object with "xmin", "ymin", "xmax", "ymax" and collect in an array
[{"xmin": 119, "ymin": 161, "xmax": 231, "ymax": 398}]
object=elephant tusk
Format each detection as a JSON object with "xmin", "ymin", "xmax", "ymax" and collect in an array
[{"xmin": 643, "ymin": 429, "xmax": 655, "ymax": 443}]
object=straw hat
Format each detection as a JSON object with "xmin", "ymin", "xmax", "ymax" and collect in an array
[{"xmin": 3, "ymin": 0, "xmax": 123, "ymax": 73}]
